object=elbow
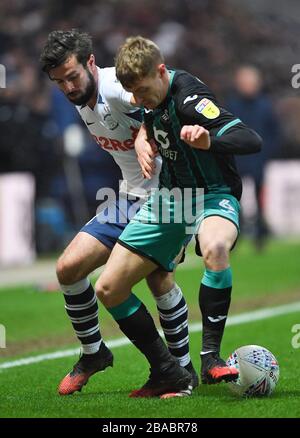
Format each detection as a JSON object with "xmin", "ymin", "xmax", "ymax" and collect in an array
[{"xmin": 248, "ymin": 130, "xmax": 263, "ymax": 154}]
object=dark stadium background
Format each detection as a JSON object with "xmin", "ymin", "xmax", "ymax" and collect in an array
[
  {"xmin": 1, "ymin": 0, "xmax": 300, "ymax": 255},
  {"xmin": 0, "ymin": 0, "xmax": 300, "ymax": 420}
]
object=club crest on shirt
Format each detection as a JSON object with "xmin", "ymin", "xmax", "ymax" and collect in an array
[
  {"xmin": 195, "ymin": 98, "xmax": 220, "ymax": 119},
  {"xmin": 103, "ymin": 113, "xmax": 119, "ymax": 130}
]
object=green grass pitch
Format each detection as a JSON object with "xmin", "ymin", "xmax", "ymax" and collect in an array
[{"xmin": 0, "ymin": 239, "xmax": 300, "ymax": 418}]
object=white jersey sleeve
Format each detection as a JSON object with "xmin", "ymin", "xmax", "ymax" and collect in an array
[{"xmin": 100, "ymin": 68, "xmax": 132, "ymax": 110}]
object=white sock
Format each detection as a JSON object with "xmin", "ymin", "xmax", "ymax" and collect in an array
[{"xmin": 154, "ymin": 283, "xmax": 183, "ymax": 310}]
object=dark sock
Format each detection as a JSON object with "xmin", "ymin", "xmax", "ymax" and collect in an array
[
  {"xmin": 199, "ymin": 268, "xmax": 232, "ymax": 353},
  {"xmin": 108, "ymin": 294, "xmax": 173, "ymax": 368}
]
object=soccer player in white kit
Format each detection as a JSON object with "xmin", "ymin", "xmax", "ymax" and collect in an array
[{"xmin": 40, "ymin": 30, "xmax": 197, "ymax": 397}]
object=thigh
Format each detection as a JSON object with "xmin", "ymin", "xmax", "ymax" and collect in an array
[
  {"xmin": 198, "ymin": 215, "xmax": 238, "ymax": 254},
  {"xmin": 98, "ymin": 242, "xmax": 158, "ymax": 297},
  {"xmin": 81, "ymin": 196, "xmax": 142, "ymax": 250},
  {"xmin": 196, "ymin": 194, "xmax": 240, "ymax": 256},
  {"xmin": 59, "ymin": 231, "xmax": 111, "ymax": 275}
]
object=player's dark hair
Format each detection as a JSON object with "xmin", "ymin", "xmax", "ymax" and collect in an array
[{"xmin": 40, "ymin": 29, "xmax": 93, "ymax": 73}]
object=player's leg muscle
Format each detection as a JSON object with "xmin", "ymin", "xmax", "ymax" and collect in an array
[
  {"xmin": 146, "ymin": 270, "xmax": 175, "ymax": 297},
  {"xmin": 95, "ymin": 243, "xmax": 157, "ymax": 308},
  {"xmin": 56, "ymin": 231, "xmax": 111, "ymax": 285},
  {"xmin": 198, "ymin": 216, "xmax": 238, "ymax": 270}
]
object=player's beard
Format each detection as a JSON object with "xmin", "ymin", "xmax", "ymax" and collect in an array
[{"xmin": 66, "ymin": 69, "xmax": 96, "ymax": 106}]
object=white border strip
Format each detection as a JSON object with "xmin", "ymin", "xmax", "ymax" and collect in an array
[{"xmin": 1, "ymin": 301, "xmax": 300, "ymax": 370}]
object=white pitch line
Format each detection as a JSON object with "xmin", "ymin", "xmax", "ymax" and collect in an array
[{"xmin": 1, "ymin": 301, "xmax": 300, "ymax": 371}]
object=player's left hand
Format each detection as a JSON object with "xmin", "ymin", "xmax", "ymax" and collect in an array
[{"xmin": 180, "ymin": 125, "xmax": 211, "ymax": 150}]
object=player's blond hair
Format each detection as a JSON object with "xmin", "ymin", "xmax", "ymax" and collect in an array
[{"xmin": 115, "ymin": 36, "xmax": 164, "ymax": 88}]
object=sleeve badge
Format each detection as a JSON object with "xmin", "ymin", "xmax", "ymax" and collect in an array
[{"xmin": 195, "ymin": 98, "xmax": 220, "ymax": 119}]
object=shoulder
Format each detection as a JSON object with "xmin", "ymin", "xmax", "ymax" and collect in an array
[
  {"xmin": 172, "ymin": 70, "xmax": 216, "ymax": 101},
  {"xmin": 99, "ymin": 67, "xmax": 122, "ymax": 100},
  {"xmin": 99, "ymin": 66, "xmax": 133, "ymax": 109},
  {"xmin": 170, "ymin": 70, "xmax": 218, "ymax": 116},
  {"xmin": 170, "ymin": 70, "xmax": 221, "ymax": 121}
]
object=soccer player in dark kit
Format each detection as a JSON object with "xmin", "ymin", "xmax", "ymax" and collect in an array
[{"xmin": 94, "ymin": 36, "xmax": 262, "ymax": 391}]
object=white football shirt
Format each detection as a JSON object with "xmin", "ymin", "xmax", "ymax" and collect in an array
[{"xmin": 76, "ymin": 67, "xmax": 161, "ymax": 198}]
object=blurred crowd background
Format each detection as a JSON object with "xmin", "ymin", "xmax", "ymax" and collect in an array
[{"xmin": 0, "ymin": 0, "xmax": 300, "ymax": 263}]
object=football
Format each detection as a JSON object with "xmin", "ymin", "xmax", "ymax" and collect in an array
[{"xmin": 226, "ymin": 345, "xmax": 280, "ymax": 397}]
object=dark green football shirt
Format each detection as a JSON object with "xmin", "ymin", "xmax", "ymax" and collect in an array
[{"xmin": 143, "ymin": 69, "xmax": 253, "ymax": 200}]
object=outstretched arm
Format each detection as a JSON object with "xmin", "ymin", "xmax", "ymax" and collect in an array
[
  {"xmin": 180, "ymin": 124, "xmax": 262, "ymax": 155},
  {"xmin": 210, "ymin": 126, "xmax": 262, "ymax": 155}
]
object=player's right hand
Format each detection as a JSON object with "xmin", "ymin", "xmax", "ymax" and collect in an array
[{"xmin": 180, "ymin": 125, "xmax": 211, "ymax": 150}]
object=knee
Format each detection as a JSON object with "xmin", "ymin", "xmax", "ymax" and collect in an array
[
  {"xmin": 56, "ymin": 255, "xmax": 84, "ymax": 285},
  {"xmin": 95, "ymin": 278, "xmax": 115, "ymax": 308},
  {"xmin": 202, "ymin": 240, "xmax": 229, "ymax": 269}
]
